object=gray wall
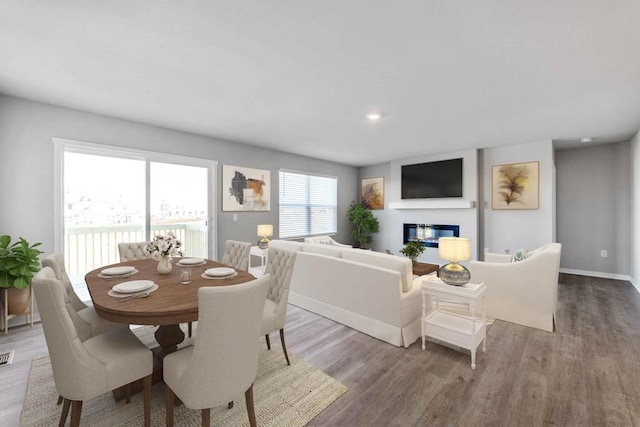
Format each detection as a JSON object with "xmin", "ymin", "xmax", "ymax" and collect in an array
[
  {"xmin": 556, "ymin": 142, "xmax": 631, "ymax": 276},
  {"xmin": 0, "ymin": 95, "xmax": 358, "ymax": 259}
]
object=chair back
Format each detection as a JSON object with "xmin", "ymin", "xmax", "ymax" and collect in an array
[
  {"xmin": 32, "ymin": 267, "xmax": 108, "ymax": 400},
  {"xmin": 118, "ymin": 242, "xmax": 151, "ymax": 262},
  {"xmin": 220, "ymin": 240, "xmax": 252, "ymax": 270},
  {"xmin": 264, "ymin": 247, "xmax": 297, "ymax": 328},
  {"xmin": 167, "ymin": 275, "xmax": 269, "ymax": 408},
  {"xmin": 41, "ymin": 252, "xmax": 86, "ymax": 312}
]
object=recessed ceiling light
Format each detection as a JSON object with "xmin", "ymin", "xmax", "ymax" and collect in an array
[
  {"xmin": 580, "ymin": 137, "xmax": 593, "ymax": 143},
  {"xmin": 366, "ymin": 112, "xmax": 382, "ymax": 121}
]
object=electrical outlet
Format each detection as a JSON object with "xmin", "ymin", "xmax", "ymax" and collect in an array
[{"xmin": 600, "ymin": 250, "xmax": 607, "ymax": 258}]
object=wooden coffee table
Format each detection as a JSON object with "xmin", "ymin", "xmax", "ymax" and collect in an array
[{"xmin": 413, "ymin": 262, "xmax": 439, "ymax": 276}]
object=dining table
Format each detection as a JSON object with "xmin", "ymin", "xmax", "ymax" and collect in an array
[{"xmin": 85, "ymin": 257, "xmax": 256, "ymax": 394}]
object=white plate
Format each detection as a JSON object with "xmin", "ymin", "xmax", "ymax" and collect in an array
[
  {"xmin": 112, "ymin": 280, "xmax": 155, "ymax": 294},
  {"xmin": 101, "ymin": 266, "xmax": 136, "ymax": 276},
  {"xmin": 204, "ymin": 267, "xmax": 235, "ymax": 277},
  {"xmin": 201, "ymin": 271, "xmax": 238, "ymax": 280},
  {"xmin": 178, "ymin": 258, "xmax": 205, "ymax": 265}
]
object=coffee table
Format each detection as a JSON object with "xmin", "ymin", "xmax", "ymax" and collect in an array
[{"xmin": 412, "ymin": 261, "xmax": 439, "ymax": 276}]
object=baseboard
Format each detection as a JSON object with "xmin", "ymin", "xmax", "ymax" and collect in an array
[
  {"xmin": 629, "ymin": 277, "xmax": 640, "ymax": 294},
  {"xmin": 559, "ymin": 268, "xmax": 631, "ymax": 282}
]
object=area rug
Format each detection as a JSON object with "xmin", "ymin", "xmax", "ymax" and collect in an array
[{"xmin": 20, "ymin": 327, "xmax": 348, "ymax": 426}]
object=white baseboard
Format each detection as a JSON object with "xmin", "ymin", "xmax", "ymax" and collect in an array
[{"xmin": 559, "ymin": 268, "xmax": 631, "ymax": 282}]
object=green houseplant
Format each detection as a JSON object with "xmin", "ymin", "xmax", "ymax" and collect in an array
[
  {"xmin": 346, "ymin": 201, "xmax": 380, "ymax": 249},
  {"xmin": 0, "ymin": 235, "xmax": 43, "ymax": 317},
  {"xmin": 0, "ymin": 235, "xmax": 43, "ymax": 289},
  {"xmin": 400, "ymin": 240, "xmax": 426, "ymax": 266}
]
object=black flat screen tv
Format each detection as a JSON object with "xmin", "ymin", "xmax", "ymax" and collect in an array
[{"xmin": 401, "ymin": 158, "xmax": 463, "ymax": 199}]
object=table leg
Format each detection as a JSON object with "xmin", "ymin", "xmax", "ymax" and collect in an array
[
  {"xmin": 113, "ymin": 324, "xmax": 185, "ymax": 402},
  {"xmin": 471, "ymin": 350, "xmax": 476, "ymax": 370},
  {"xmin": 421, "ymin": 293, "xmax": 426, "ymax": 350}
]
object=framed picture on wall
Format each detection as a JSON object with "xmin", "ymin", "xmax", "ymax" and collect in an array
[
  {"xmin": 361, "ymin": 177, "xmax": 384, "ymax": 210},
  {"xmin": 222, "ymin": 164, "xmax": 270, "ymax": 211},
  {"xmin": 491, "ymin": 161, "xmax": 539, "ymax": 210}
]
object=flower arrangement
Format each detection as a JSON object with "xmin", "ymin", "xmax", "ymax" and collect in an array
[{"xmin": 145, "ymin": 232, "xmax": 183, "ymax": 261}]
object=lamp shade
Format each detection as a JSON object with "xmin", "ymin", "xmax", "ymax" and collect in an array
[
  {"xmin": 257, "ymin": 224, "xmax": 273, "ymax": 238},
  {"xmin": 438, "ymin": 237, "xmax": 471, "ymax": 262}
]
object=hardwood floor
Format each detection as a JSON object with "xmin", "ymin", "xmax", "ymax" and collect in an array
[{"xmin": 1, "ymin": 274, "xmax": 639, "ymax": 426}]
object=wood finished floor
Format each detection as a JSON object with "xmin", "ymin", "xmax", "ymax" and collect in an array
[{"xmin": 1, "ymin": 274, "xmax": 639, "ymax": 426}]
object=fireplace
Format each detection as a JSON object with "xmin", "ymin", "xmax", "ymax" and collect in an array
[{"xmin": 403, "ymin": 224, "xmax": 460, "ymax": 248}]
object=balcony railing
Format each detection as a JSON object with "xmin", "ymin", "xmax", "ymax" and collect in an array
[{"xmin": 64, "ymin": 224, "xmax": 208, "ymax": 276}]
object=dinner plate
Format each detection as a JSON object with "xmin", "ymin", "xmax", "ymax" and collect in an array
[
  {"xmin": 112, "ymin": 280, "xmax": 155, "ymax": 294},
  {"xmin": 177, "ymin": 258, "xmax": 205, "ymax": 266},
  {"xmin": 201, "ymin": 271, "xmax": 238, "ymax": 280},
  {"xmin": 204, "ymin": 267, "xmax": 235, "ymax": 277},
  {"xmin": 101, "ymin": 266, "xmax": 136, "ymax": 276}
]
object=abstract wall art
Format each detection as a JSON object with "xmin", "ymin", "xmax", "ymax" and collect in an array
[
  {"xmin": 492, "ymin": 161, "xmax": 539, "ymax": 210},
  {"xmin": 222, "ymin": 165, "xmax": 270, "ymax": 211},
  {"xmin": 361, "ymin": 177, "xmax": 384, "ymax": 210}
]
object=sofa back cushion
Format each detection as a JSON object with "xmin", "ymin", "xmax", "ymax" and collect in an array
[
  {"xmin": 301, "ymin": 244, "xmax": 342, "ymax": 258},
  {"xmin": 341, "ymin": 249, "xmax": 414, "ymax": 292},
  {"xmin": 268, "ymin": 240, "xmax": 304, "ymax": 253}
]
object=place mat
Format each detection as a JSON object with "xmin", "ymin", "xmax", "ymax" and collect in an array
[
  {"xmin": 20, "ymin": 326, "xmax": 348, "ymax": 427},
  {"xmin": 200, "ymin": 271, "xmax": 238, "ymax": 280},
  {"xmin": 97, "ymin": 269, "xmax": 139, "ymax": 279},
  {"xmin": 107, "ymin": 284, "xmax": 159, "ymax": 298}
]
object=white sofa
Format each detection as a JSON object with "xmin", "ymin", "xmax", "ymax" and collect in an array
[
  {"xmin": 269, "ymin": 240, "xmax": 424, "ymax": 347},
  {"xmin": 303, "ymin": 235, "xmax": 352, "ymax": 248},
  {"xmin": 469, "ymin": 243, "xmax": 562, "ymax": 332}
]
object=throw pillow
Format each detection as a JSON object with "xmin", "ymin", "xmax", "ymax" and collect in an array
[{"xmin": 511, "ymin": 248, "xmax": 529, "ymax": 262}]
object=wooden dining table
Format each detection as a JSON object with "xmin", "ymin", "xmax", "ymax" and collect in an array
[{"xmin": 86, "ymin": 258, "xmax": 256, "ymax": 388}]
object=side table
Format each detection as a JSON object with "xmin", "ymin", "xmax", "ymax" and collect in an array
[
  {"xmin": 421, "ymin": 276, "xmax": 487, "ymax": 369},
  {"xmin": 250, "ymin": 246, "xmax": 268, "ymax": 273}
]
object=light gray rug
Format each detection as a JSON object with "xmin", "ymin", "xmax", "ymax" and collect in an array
[{"xmin": 20, "ymin": 327, "xmax": 348, "ymax": 426}]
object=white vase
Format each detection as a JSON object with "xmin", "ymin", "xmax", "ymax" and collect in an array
[{"xmin": 157, "ymin": 256, "xmax": 173, "ymax": 274}]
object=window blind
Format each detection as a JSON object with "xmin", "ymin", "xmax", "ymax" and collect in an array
[{"xmin": 279, "ymin": 170, "xmax": 337, "ymax": 239}]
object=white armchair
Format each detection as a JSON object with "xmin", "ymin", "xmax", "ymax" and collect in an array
[
  {"xmin": 469, "ymin": 243, "xmax": 562, "ymax": 332},
  {"xmin": 304, "ymin": 235, "xmax": 352, "ymax": 248}
]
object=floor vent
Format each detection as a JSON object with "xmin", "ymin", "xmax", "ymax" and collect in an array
[{"xmin": 0, "ymin": 350, "xmax": 15, "ymax": 367}]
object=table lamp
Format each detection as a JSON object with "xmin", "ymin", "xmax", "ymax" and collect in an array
[
  {"xmin": 257, "ymin": 224, "xmax": 273, "ymax": 249},
  {"xmin": 438, "ymin": 237, "xmax": 471, "ymax": 286}
]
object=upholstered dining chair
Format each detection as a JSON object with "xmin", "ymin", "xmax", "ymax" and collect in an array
[
  {"xmin": 118, "ymin": 242, "xmax": 152, "ymax": 262},
  {"xmin": 261, "ymin": 247, "xmax": 297, "ymax": 365},
  {"xmin": 32, "ymin": 267, "xmax": 153, "ymax": 427},
  {"xmin": 42, "ymin": 252, "xmax": 127, "ymax": 338},
  {"xmin": 221, "ymin": 240, "xmax": 252, "ymax": 271},
  {"xmin": 164, "ymin": 275, "xmax": 270, "ymax": 427}
]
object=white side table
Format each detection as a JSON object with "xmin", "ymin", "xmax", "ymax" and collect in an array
[
  {"xmin": 250, "ymin": 246, "xmax": 268, "ymax": 273},
  {"xmin": 421, "ymin": 276, "xmax": 487, "ymax": 369}
]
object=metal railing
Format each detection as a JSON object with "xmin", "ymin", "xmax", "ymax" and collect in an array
[{"xmin": 64, "ymin": 224, "xmax": 208, "ymax": 275}]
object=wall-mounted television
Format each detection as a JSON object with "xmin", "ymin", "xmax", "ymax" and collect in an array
[{"xmin": 401, "ymin": 158, "xmax": 463, "ymax": 199}]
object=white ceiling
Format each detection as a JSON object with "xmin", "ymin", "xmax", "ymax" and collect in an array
[{"xmin": 1, "ymin": 1, "xmax": 639, "ymax": 166}]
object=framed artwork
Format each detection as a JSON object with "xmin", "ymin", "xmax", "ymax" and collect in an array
[
  {"xmin": 361, "ymin": 177, "xmax": 384, "ymax": 210},
  {"xmin": 222, "ymin": 165, "xmax": 270, "ymax": 211},
  {"xmin": 492, "ymin": 161, "xmax": 539, "ymax": 210}
]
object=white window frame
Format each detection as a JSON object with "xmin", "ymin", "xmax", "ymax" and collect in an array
[
  {"xmin": 53, "ymin": 137, "xmax": 218, "ymax": 260},
  {"xmin": 278, "ymin": 169, "xmax": 338, "ymax": 239}
]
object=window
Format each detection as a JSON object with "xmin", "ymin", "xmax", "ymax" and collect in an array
[{"xmin": 279, "ymin": 170, "xmax": 337, "ymax": 239}]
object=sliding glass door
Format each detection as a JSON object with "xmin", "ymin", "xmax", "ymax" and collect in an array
[{"xmin": 55, "ymin": 139, "xmax": 216, "ymax": 293}]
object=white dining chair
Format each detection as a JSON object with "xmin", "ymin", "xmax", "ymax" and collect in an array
[
  {"xmin": 221, "ymin": 240, "xmax": 252, "ymax": 271},
  {"xmin": 261, "ymin": 247, "xmax": 297, "ymax": 365},
  {"xmin": 32, "ymin": 267, "xmax": 153, "ymax": 427},
  {"xmin": 118, "ymin": 242, "xmax": 152, "ymax": 262},
  {"xmin": 164, "ymin": 275, "xmax": 269, "ymax": 427}
]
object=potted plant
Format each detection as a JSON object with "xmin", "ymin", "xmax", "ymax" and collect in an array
[
  {"xmin": 0, "ymin": 235, "xmax": 43, "ymax": 315},
  {"xmin": 400, "ymin": 240, "xmax": 425, "ymax": 266},
  {"xmin": 346, "ymin": 201, "xmax": 380, "ymax": 249}
]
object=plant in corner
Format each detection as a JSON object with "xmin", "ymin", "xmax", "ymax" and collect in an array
[
  {"xmin": 346, "ymin": 201, "xmax": 380, "ymax": 249},
  {"xmin": 0, "ymin": 235, "xmax": 43, "ymax": 316},
  {"xmin": 400, "ymin": 240, "xmax": 425, "ymax": 266},
  {"xmin": 0, "ymin": 235, "xmax": 43, "ymax": 289}
]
